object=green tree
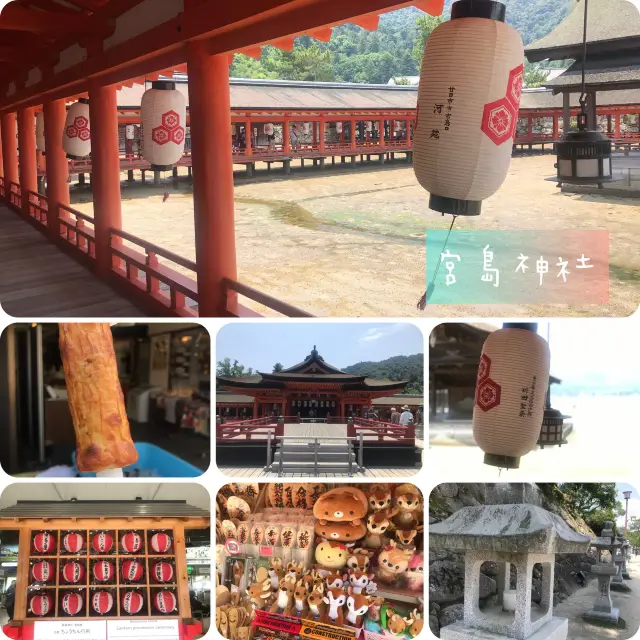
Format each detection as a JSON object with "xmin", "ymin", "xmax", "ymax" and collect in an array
[
  {"xmin": 412, "ymin": 14, "xmax": 445, "ymax": 64},
  {"xmin": 392, "ymin": 77, "xmax": 411, "ymax": 85},
  {"xmin": 561, "ymin": 483, "xmax": 625, "ymax": 532},
  {"xmin": 524, "ymin": 61, "xmax": 549, "ymax": 88},
  {"xmin": 273, "ymin": 363, "xmax": 284, "ymax": 372},
  {"xmin": 216, "ymin": 358, "xmax": 253, "ymax": 378},
  {"xmin": 628, "ymin": 519, "xmax": 640, "ymax": 548}
]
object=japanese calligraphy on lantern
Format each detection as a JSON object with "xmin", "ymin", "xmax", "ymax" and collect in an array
[{"xmin": 425, "ymin": 230, "xmax": 609, "ymax": 304}]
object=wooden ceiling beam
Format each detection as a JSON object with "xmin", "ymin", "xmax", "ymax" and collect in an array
[
  {"xmin": 23, "ymin": 0, "xmax": 80, "ymax": 14},
  {"xmin": 0, "ymin": 3, "xmax": 86, "ymax": 34}
]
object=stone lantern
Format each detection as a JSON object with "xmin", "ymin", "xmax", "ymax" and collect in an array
[
  {"xmin": 431, "ymin": 504, "xmax": 590, "ymax": 640},
  {"xmin": 584, "ymin": 521, "xmax": 623, "ymax": 624},
  {"xmin": 622, "ymin": 539, "xmax": 631, "ymax": 580},
  {"xmin": 611, "ymin": 535, "xmax": 631, "ymax": 591}
]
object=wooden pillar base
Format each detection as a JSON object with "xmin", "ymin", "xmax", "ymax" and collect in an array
[
  {"xmin": 78, "ymin": 173, "xmax": 85, "ymax": 185},
  {"xmin": 141, "ymin": 170, "xmax": 146, "ymax": 184},
  {"xmin": 284, "ymin": 159, "xmax": 291, "ymax": 175},
  {"xmin": 154, "ymin": 170, "xmax": 161, "ymax": 185},
  {"xmin": 246, "ymin": 163, "xmax": 254, "ymax": 178},
  {"xmin": 127, "ymin": 170, "xmax": 134, "ymax": 182}
]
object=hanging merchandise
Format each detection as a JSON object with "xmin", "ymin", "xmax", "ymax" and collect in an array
[
  {"xmin": 62, "ymin": 99, "xmax": 91, "ymax": 159},
  {"xmin": 413, "ymin": 0, "xmax": 524, "ymax": 216},
  {"xmin": 472, "ymin": 325, "xmax": 550, "ymax": 469},
  {"xmin": 140, "ymin": 81, "xmax": 187, "ymax": 170},
  {"xmin": 125, "ymin": 124, "xmax": 136, "ymax": 140},
  {"xmin": 35, "ymin": 111, "xmax": 45, "ymax": 153}
]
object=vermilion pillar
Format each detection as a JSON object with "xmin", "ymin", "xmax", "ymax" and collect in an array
[
  {"xmin": 527, "ymin": 115, "xmax": 533, "ymax": 140},
  {"xmin": 17, "ymin": 107, "xmax": 38, "ymax": 212},
  {"xmin": 245, "ymin": 120, "xmax": 253, "ymax": 156},
  {"xmin": 187, "ymin": 42, "xmax": 237, "ymax": 317},
  {"xmin": 379, "ymin": 119, "xmax": 385, "ymax": 145},
  {"xmin": 350, "ymin": 119, "xmax": 356, "ymax": 150},
  {"xmin": 1, "ymin": 112, "xmax": 18, "ymax": 187},
  {"xmin": 615, "ymin": 113, "xmax": 621, "ymax": 138},
  {"xmin": 43, "ymin": 99, "xmax": 70, "ymax": 240},
  {"xmin": 0, "ymin": 126, "xmax": 4, "ymax": 180},
  {"xmin": 552, "ymin": 114, "xmax": 559, "ymax": 140},
  {"xmin": 88, "ymin": 83, "xmax": 123, "ymax": 278},
  {"xmin": 283, "ymin": 119, "xmax": 291, "ymax": 154},
  {"xmin": 319, "ymin": 120, "xmax": 325, "ymax": 153}
]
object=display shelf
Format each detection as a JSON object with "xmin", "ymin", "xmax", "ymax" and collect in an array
[{"xmin": 372, "ymin": 585, "xmax": 423, "ymax": 604}]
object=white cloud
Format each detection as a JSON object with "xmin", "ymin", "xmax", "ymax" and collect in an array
[{"xmin": 360, "ymin": 329, "xmax": 385, "ymax": 342}]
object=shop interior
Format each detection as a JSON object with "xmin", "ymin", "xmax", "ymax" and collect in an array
[
  {"xmin": 0, "ymin": 483, "xmax": 212, "ymax": 636},
  {"xmin": 0, "ymin": 323, "xmax": 211, "ymax": 477},
  {"xmin": 216, "ymin": 483, "xmax": 424, "ymax": 640}
]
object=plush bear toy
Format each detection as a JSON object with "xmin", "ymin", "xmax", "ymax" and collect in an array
[
  {"xmin": 313, "ymin": 487, "xmax": 367, "ymax": 524},
  {"xmin": 314, "ymin": 519, "xmax": 367, "ymax": 542}
]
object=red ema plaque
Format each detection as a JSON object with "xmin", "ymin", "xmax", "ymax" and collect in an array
[{"xmin": 259, "ymin": 545, "xmax": 274, "ymax": 557}]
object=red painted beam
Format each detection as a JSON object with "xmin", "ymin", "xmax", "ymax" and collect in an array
[
  {"xmin": 0, "ymin": 3, "xmax": 85, "ymax": 34},
  {"xmin": 0, "ymin": 0, "xmax": 439, "ymax": 112}
]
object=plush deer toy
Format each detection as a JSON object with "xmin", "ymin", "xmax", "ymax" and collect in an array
[
  {"xmin": 285, "ymin": 561, "xmax": 304, "ymax": 584},
  {"xmin": 326, "ymin": 572, "xmax": 348, "ymax": 590},
  {"xmin": 394, "ymin": 491, "xmax": 421, "ymax": 527},
  {"xmin": 268, "ymin": 558, "xmax": 284, "ymax": 590},
  {"xmin": 377, "ymin": 541, "xmax": 413, "ymax": 585},
  {"xmin": 322, "ymin": 587, "xmax": 347, "ymax": 626},
  {"xmin": 346, "ymin": 548, "xmax": 374, "ymax": 572},
  {"xmin": 368, "ymin": 597, "xmax": 384, "ymax": 622},
  {"xmin": 347, "ymin": 568, "xmax": 375, "ymax": 595},
  {"xmin": 395, "ymin": 528, "xmax": 422, "ymax": 551},
  {"xmin": 387, "ymin": 613, "xmax": 408, "ymax": 636},
  {"xmin": 404, "ymin": 610, "xmax": 425, "ymax": 638},
  {"xmin": 247, "ymin": 579, "xmax": 273, "ymax": 610},
  {"xmin": 365, "ymin": 509, "xmax": 398, "ymax": 548},
  {"xmin": 270, "ymin": 578, "xmax": 295, "ymax": 615},
  {"xmin": 367, "ymin": 485, "xmax": 392, "ymax": 511},
  {"xmin": 345, "ymin": 587, "xmax": 370, "ymax": 628},
  {"xmin": 306, "ymin": 583, "xmax": 325, "ymax": 621},
  {"xmin": 292, "ymin": 580, "xmax": 309, "ymax": 618},
  {"xmin": 406, "ymin": 552, "xmax": 425, "ymax": 591}
]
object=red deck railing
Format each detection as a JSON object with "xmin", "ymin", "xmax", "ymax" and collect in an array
[
  {"xmin": 216, "ymin": 417, "xmax": 283, "ymax": 441},
  {"xmin": 349, "ymin": 416, "xmax": 415, "ymax": 445},
  {"xmin": 109, "ymin": 228, "xmax": 199, "ymax": 317},
  {"xmin": 59, "ymin": 204, "xmax": 96, "ymax": 258},
  {"xmin": 223, "ymin": 278, "xmax": 314, "ymax": 318},
  {"xmin": 8, "ymin": 181, "xmax": 21, "ymax": 208},
  {"xmin": 26, "ymin": 191, "xmax": 48, "ymax": 228}
]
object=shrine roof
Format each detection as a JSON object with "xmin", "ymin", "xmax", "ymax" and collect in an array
[
  {"xmin": 526, "ymin": 0, "xmax": 640, "ymax": 63},
  {"xmin": 546, "ymin": 55, "xmax": 640, "ymax": 93},
  {"xmin": 430, "ymin": 504, "xmax": 591, "ymax": 555},
  {"xmin": 0, "ymin": 500, "xmax": 210, "ymax": 519}
]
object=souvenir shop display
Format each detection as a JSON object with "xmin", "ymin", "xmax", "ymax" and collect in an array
[
  {"xmin": 1, "ymin": 499, "xmax": 210, "ymax": 640},
  {"xmin": 216, "ymin": 483, "xmax": 424, "ymax": 640}
]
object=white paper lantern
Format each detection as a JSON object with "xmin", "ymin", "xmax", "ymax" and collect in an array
[
  {"xmin": 394, "ymin": 121, "xmax": 401, "ymax": 132},
  {"xmin": 125, "ymin": 125, "xmax": 135, "ymax": 140},
  {"xmin": 62, "ymin": 98, "xmax": 91, "ymax": 159},
  {"xmin": 472, "ymin": 327, "xmax": 550, "ymax": 469},
  {"xmin": 413, "ymin": 0, "xmax": 524, "ymax": 216},
  {"xmin": 366, "ymin": 121, "xmax": 373, "ymax": 132},
  {"xmin": 335, "ymin": 122, "xmax": 343, "ymax": 133},
  {"xmin": 302, "ymin": 123, "xmax": 310, "ymax": 135},
  {"xmin": 264, "ymin": 123, "xmax": 274, "ymax": 136},
  {"xmin": 36, "ymin": 111, "xmax": 46, "ymax": 153},
  {"xmin": 140, "ymin": 81, "xmax": 187, "ymax": 170}
]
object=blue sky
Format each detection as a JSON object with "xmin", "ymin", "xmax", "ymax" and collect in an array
[
  {"xmin": 216, "ymin": 323, "xmax": 423, "ymax": 372},
  {"xmin": 616, "ymin": 483, "xmax": 640, "ymax": 530},
  {"xmin": 477, "ymin": 320, "xmax": 640, "ymax": 389}
]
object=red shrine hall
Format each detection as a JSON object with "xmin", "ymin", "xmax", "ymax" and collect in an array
[{"xmin": 217, "ymin": 346, "xmax": 408, "ymax": 420}]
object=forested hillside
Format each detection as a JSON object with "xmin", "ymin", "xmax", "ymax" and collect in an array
[
  {"xmin": 343, "ymin": 353, "xmax": 424, "ymax": 394},
  {"xmin": 230, "ymin": 1, "xmax": 574, "ymax": 84}
]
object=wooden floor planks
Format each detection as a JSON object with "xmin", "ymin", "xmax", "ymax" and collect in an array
[{"xmin": 0, "ymin": 205, "xmax": 144, "ymax": 318}]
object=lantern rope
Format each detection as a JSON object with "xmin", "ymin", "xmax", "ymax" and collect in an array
[{"xmin": 417, "ymin": 215, "xmax": 458, "ymax": 310}]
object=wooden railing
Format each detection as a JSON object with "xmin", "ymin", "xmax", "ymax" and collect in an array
[
  {"xmin": 216, "ymin": 416, "xmax": 282, "ymax": 441},
  {"xmin": 223, "ymin": 278, "xmax": 314, "ymax": 318},
  {"xmin": 8, "ymin": 181, "xmax": 21, "ymax": 208},
  {"xmin": 109, "ymin": 228, "xmax": 199, "ymax": 317},
  {"xmin": 59, "ymin": 204, "xmax": 96, "ymax": 258},
  {"xmin": 349, "ymin": 416, "xmax": 415, "ymax": 445},
  {"xmin": 26, "ymin": 191, "xmax": 48, "ymax": 227}
]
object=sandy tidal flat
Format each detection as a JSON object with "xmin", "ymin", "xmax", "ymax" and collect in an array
[{"xmin": 72, "ymin": 155, "xmax": 640, "ymax": 317}]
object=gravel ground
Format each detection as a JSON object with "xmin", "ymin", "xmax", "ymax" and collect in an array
[{"xmin": 71, "ymin": 155, "xmax": 640, "ymax": 317}]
